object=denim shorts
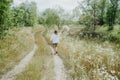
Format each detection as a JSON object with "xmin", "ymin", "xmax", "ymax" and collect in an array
[{"xmin": 53, "ymin": 43, "xmax": 58, "ymax": 46}]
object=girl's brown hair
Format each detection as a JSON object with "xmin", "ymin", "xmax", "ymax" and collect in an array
[{"xmin": 54, "ymin": 30, "xmax": 58, "ymax": 34}]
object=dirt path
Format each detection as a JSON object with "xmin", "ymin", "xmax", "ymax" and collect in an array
[
  {"xmin": 0, "ymin": 34, "xmax": 38, "ymax": 80},
  {"xmin": 50, "ymin": 46, "xmax": 67, "ymax": 80}
]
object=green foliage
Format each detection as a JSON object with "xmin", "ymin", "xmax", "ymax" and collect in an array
[
  {"xmin": 39, "ymin": 8, "xmax": 60, "ymax": 27},
  {"xmin": 115, "ymin": 6, "xmax": 120, "ymax": 24},
  {"xmin": 12, "ymin": 2, "xmax": 37, "ymax": 27},
  {"xmin": 106, "ymin": 34, "xmax": 120, "ymax": 43},
  {"xmin": 78, "ymin": 0, "xmax": 107, "ymax": 31},
  {"xmin": 79, "ymin": 14, "xmax": 93, "ymax": 25},
  {"xmin": 12, "ymin": 7, "xmax": 25, "ymax": 26},
  {"xmin": 106, "ymin": 0, "xmax": 119, "ymax": 30},
  {"xmin": 98, "ymin": 0, "xmax": 106, "ymax": 25},
  {"xmin": 0, "ymin": 1, "xmax": 37, "ymax": 39},
  {"xmin": 25, "ymin": 2, "xmax": 37, "ymax": 26},
  {"xmin": 77, "ymin": 0, "xmax": 120, "ymax": 31},
  {"xmin": 0, "ymin": 0, "xmax": 13, "ymax": 39},
  {"xmin": 38, "ymin": 15, "xmax": 46, "ymax": 25}
]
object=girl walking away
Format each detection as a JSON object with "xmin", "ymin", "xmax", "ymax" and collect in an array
[{"xmin": 50, "ymin": 30, "xmax": 61, "ymax": 54}]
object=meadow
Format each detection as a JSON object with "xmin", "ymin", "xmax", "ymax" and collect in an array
[
  {"xmin": 0, "ymin": 27, "xmax": 34, "ymax": 78},
  {"xmin": 15, "ymin": 26, "xmax": 54, "ymax": 80},
  {"xmin": 54, "ymin": 26, "xmax": 120, "ymax": 80}
]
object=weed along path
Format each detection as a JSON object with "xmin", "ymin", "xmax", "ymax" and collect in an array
[
  {"xmin": 0, "ymin": 34, "xmax": 38, "ymax": 80},
  {"xmin": 50, "ymin": 46, "xmax": 67, "ymax": 80}
]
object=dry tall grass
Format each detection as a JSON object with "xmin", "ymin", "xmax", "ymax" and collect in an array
[
  {"xmin": 58, "ymin": 34, "xmax": 120, "ymax": 80},
  {"xmin": 15, "ymin": 27, "xmax": 54, "ymax": 80},
  {"xmin": 0, "ymin": 27, "xmax": 34, "ymax": 78}
]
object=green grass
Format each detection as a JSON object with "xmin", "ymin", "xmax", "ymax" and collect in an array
[
  {"xmin": 96, "ymin": 25, "xmax": 120, "ymax": 38},
  {"xmin": 15, "ymin": 29, "xmax": 54, "ymax": 80},
  {"xmin": 95, "ymin": 25, "xmax": 120, "ymax": 45},
  {"xmin": 96, "ymin": 25, "xmax": 120, "ymax": 33},
  {"xmin": 0, "ymin": 27, "xmax": 34, "ymax": 78}
]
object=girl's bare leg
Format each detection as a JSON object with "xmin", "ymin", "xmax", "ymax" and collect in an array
[
  {"xmin": 55, "ymin": 46, "xmax": 58, "ymax": 53},
  {"xmin": 53, "ymin": 46, "xmax": 58, "ymax": 54}
]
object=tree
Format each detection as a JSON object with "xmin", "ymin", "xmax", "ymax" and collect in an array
[
  {"xmin": 12, "ymin": 1, "xmax": 37, "ymax": 27},
  {"xmin": 24, "ymin": 2, "xmax": 37, "ymax": 26},
  {"xmin": 116, "ymin": 6, "xmax": 120, "ymax": 24},
  {"xmin": 42, "ymin": 8, "xmax": 60, "ymax": 27},
  {"xmin": 0, "ymin": 0, "xmax": 13, "ymax": 38},
  {"xmin": 38, "ymin": 15, "xmax": 46, "ymax": 25},
  {"xmin": 78, "ymin": 0, "xmax": 98, "ymax": 31},
  {"xmin": 106, "ymin": 0, "xmax": 119, "ymax": 30},
  {"xmin": 99, "ymin": 0, "xmax": 106, "ymax": 25},
  {"xmin": 12, "ymin": 6, "xmax": 25, "ymax": 26}
]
